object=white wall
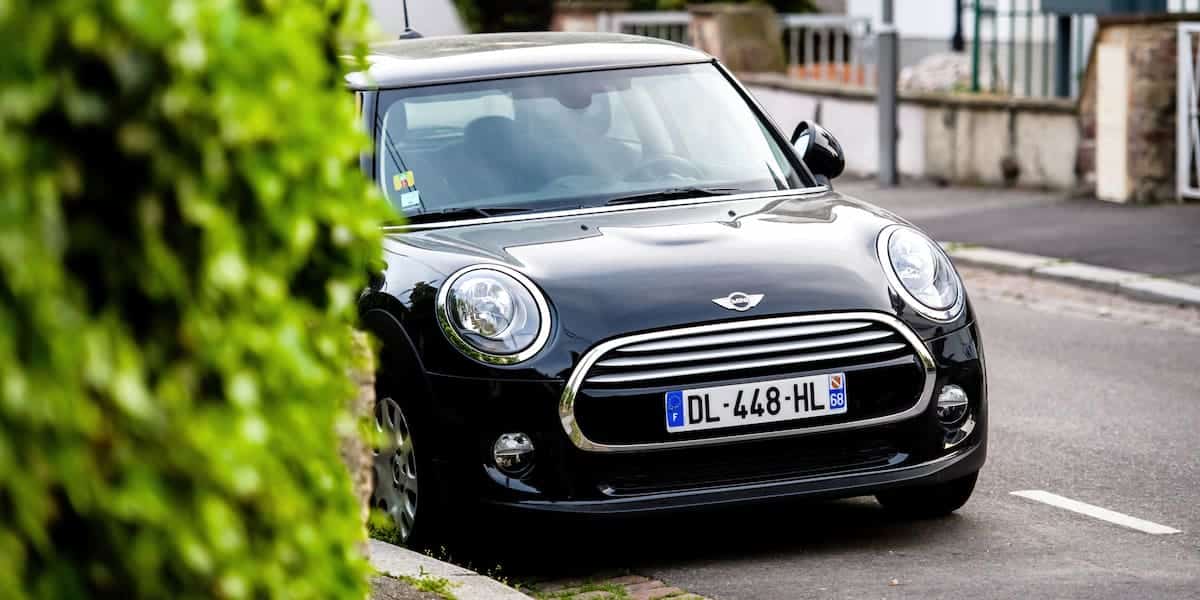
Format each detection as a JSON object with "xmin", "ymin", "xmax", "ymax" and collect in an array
[
  {"xmin": 848, "ymin": 0, "xmax": 957, "ymax": 40},
  {"xmin": 368, "ymin": 0, "xmax": 465, "ymax": 38},
  {"xmin": 748, "ymin": 80, "xmax": 1079, "ymax": 189},
  {"xmin": 751, "ymin": 86, "xmax": 926, "ymax": 179}
]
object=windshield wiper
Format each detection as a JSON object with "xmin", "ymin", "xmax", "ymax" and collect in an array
[
  {"xmin": 604, "ymin": 187, "xmax": 740, "ymax": 206},
  {"xmin": 405, "ymin": 206, "xmax": 535, "ymax": 224}
]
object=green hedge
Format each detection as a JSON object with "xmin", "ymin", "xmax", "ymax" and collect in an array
[{"xmin": 0, "ymin": 1, "xmax": 392, "ymax": 598}]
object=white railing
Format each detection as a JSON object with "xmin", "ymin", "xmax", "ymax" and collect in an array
[
  {"xmin": 779, "ymin": 14, "xmax": 873, "ymax": 86},
  {"xmin": 605, "ymin": 11, "xmax": 690, "ymax": 45},
  {"xmin": 594, "ymin": 12, "xmax": 873, "ymax": 85}
]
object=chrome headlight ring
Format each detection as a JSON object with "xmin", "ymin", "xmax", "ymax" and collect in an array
[
  {"xmin": 435, "ymin": 264, "xmax": 552, "ymax": 365},
  {"xmin": 876, "ymin": 225, "xmax": 965, "ymax": 322}
]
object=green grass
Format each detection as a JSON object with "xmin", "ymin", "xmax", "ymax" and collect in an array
[
  {"xmin": 528, "ymin": 581, "xmax": 631, "ymax": 599},
  {"xmin": 367, "ymin": 517, "xmax": 404, "ymax": 546},
  {"xmin": 399, "ymin": 568, "xmax": 459, "ymax": 600}
]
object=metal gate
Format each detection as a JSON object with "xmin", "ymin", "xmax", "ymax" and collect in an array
[{"xmin": 1177, "ymin": 23, "xmax": 1200, "ymax": 200}]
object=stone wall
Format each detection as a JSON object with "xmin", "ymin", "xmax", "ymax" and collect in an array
[
  {"xmin": 1079, "ymin": 15, "xmax": 1185, "ymax": 203},
  {"xmin": 688, "ymin": 4, "xmax": 786, "ymax": 74},
  {"xmin": 343, "ymin": 330, "xmax": 375, "ymax": 525},
  {"xmin": 745, "ymin": 74, "xmax": 1079, "ymax": 190},
  {"xmin": 550, "ymin": 1, "xmax": 629, "ymax": 33}
]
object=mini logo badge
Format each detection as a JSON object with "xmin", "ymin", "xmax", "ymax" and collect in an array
[{"xmin": 712, "ymin": 292, "xmax": 765, "ymax": 312}]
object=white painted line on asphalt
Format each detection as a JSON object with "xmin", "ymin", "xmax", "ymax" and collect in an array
[{"xmin": 1011, "ymin": 490, "xmax": 1182, "ymax": 535}]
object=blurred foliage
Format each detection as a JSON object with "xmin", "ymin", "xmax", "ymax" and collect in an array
[
  {"xmin": 626, "ymin": 0, "xmax": 818, "ymax": 14},
  {"xmin": 453, "ymin": 1, "xmax": 818, "ymax": 33},
  {"xmin": 455, "ymin": 0, "xmax": 555, "ymax": 32},
  {"xmin": 0, "ymin": 0, "xmax": 393, "ymax": 598}
]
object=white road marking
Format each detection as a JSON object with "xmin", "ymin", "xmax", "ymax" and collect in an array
[{"xmin": 1011, "ymin": 490, "xmax": 1181, "ymax": 535}]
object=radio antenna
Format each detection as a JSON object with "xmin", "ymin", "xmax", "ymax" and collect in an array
[{"xmin": 398, "ymin": 0, "xmax": 422, "ymax": 39}]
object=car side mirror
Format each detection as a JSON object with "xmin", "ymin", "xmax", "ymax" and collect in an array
[{"xmin": 790, "ymin": 121, "xmax": 845, "ymax": 181}]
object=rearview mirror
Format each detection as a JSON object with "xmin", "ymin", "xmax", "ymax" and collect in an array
[{"xmin": 790, "ymin": 121, "xmax": 845, "ymax": 181}]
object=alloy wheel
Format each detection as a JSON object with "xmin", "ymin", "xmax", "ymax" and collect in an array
[{"xmin": 372, "ymin": 396, "xmax": 418, "ymax": 542}]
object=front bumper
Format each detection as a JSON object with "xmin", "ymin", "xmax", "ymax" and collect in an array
[
  {"xmin": 489, "ymin": 438, "xmax": 985, "ymax": 515},
  {"xmin": 419, "ymin": 320, "xmax": 986, "ymax": 514}
]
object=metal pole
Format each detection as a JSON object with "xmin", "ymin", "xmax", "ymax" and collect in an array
[
  {"xmin": 1073, "ymin": 15, "xmax": 1084, "ymax": 97},
  {"xmin": 1054, "ymin": 14, "xmax": 1072, "ymax": 98},
  {"xmin": 1008, "ymin": 3, "xmax": 1016, "ymax": 95},
  {"xmin": 971, "ymin": 0, "xmax": 982, "ymax": 91},
  {"xmin": 1042, "ymin": 14, "xmax": 1050, "ymax": 96},
  {"xmin": 878, "ymin": 0, "xmax": 898, "ymax": 186},
  {"xmin": 991, "ymin": 7, "xmax": 998, "ymax": 92},
  {"xmin": 952, "ymin": 0, "xmax": 965, "ymax": 52},
  {"xmin": 1024, "ymin": 0, "xmax": 1033, "ymax": 96}
]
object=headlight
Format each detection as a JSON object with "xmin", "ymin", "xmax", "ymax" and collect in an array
[
  {"xmin": 878, "ymin": 225, "xmax": 964, "ymax": 321},
  {"xmin": 436, "ymin": 265, "xmax": 551, "ymax": 364}
]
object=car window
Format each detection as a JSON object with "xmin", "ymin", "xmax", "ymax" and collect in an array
[
  {"xmin": 404, "ymin": 92, "xmax": 514, "ymax": 132},
  {"xmin": 375, "ymin": 63, "xmax": 811, "ymax": 220}
]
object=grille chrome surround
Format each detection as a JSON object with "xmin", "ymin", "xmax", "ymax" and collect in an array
[
  {"xmin": 594, "ymin": 329, "xmax": 895, "ymax": 369},
  {"xmin": 559, "ymin": 312, "xmax": 937, "ymax": 453},
  {"xmin": 616, "ymin": 321, "xmax": 872, "ymax": 353}
]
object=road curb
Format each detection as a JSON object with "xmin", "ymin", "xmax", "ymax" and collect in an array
[
  {"xmin": 368, "ymin": 539, "xmax": 533, "ymax": 600},
  {"xmin": 941, "ymin": 243, "xmax": 1200, "ymax": 308}
]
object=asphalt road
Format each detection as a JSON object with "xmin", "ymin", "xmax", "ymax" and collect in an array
[{"xmin": 487, "ymin": 272, "xmax": 1200, "ymax": 599}]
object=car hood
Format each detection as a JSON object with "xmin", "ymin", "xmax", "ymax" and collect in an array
[{"xmin": 378, "ymin": 190, "xmax": 969, "ymax": 378}]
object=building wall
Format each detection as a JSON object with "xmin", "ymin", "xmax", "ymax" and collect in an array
[{"xmin": 1077, "ymin": 16, "xmax": 1180, "ymax": 203}]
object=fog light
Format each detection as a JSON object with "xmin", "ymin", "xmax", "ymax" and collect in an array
[
  {"xmin": 936, "ymin": 385, "xmax": 969, "ymax": 426},
  {"xmin": 493, "ymin": 433, "xmax": 535, "ymax": 475}
]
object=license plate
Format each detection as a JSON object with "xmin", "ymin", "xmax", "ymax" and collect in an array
[{"xmin": 664, "ymin": 373, "xmax": 846, "ymax": 433}]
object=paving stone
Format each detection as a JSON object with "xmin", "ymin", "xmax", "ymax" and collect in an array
[
  {"xmin": 533, "ymin": 579, "xmax": 588, "ymax": 593},
  {"xmin": 570, "ymin": 591, "xmax": 616, "ymax": 600},
  {"xmin": 603, "ymin": 574, "xmax": 650, "ymax": 586},
  {"xmin": 630, "ymin": 587, "xmax": 684, "ymax": 600},
  {"xmin": 623, "ymin": 581, "xmax": 666, "ymax": 594}
]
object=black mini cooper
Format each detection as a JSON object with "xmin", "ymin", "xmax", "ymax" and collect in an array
[{"xmin": 351, "ymin": 33, "xmax": 986, "ymax": 545}]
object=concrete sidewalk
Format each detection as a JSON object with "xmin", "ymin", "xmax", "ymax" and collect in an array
[
  {"xmin": 368, "ymin": 539, "xmax": 532, "ymax": 600},
  {"xmin": 837, "ymin": 179, "xmax": 1200, "ymax": 284}
]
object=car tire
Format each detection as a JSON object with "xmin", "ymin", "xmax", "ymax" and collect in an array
[
  {"xmin": 371, "ymin": 378, "xmax": 452, "ymax": 549},
  {"xmin": 875, "ymin": 471, "xmax": 978, "ymax": 518}
]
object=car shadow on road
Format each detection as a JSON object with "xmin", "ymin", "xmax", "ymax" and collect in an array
[{"xmin": 449, "ymin": 496, "xmax": 984, "ymax": 578}]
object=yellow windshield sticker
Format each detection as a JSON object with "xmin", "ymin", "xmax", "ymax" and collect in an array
[{"xmin": 392, "ymin": 170, "xmax": 415, "ymax": 191}]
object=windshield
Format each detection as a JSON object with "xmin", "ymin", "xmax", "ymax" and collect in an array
[{"xmin": 375, "ymin": 63, "xmax": 810, "ymax": 221}]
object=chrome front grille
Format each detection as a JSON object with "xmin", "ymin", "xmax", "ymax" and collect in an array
[
  {"xmin": 586, "ymin": 320, "xmax": 909, "ymax": 385},
  {"xmin": 559, "ymin": 312, "xmax": 938, "ymax": 453}
]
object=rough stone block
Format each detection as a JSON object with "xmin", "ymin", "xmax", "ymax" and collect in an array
[
  {"xmin": 631, "ymin": 587, "xmax": 684, "ymax": 600},
  {"xmin": 689, "ymin": 3, "xmax": 785, "ymax": 73}
]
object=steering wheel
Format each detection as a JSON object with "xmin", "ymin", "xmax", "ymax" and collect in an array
[{"xmin": 624, "ymin": 155, "xmax": 703, "ymax": 182}]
